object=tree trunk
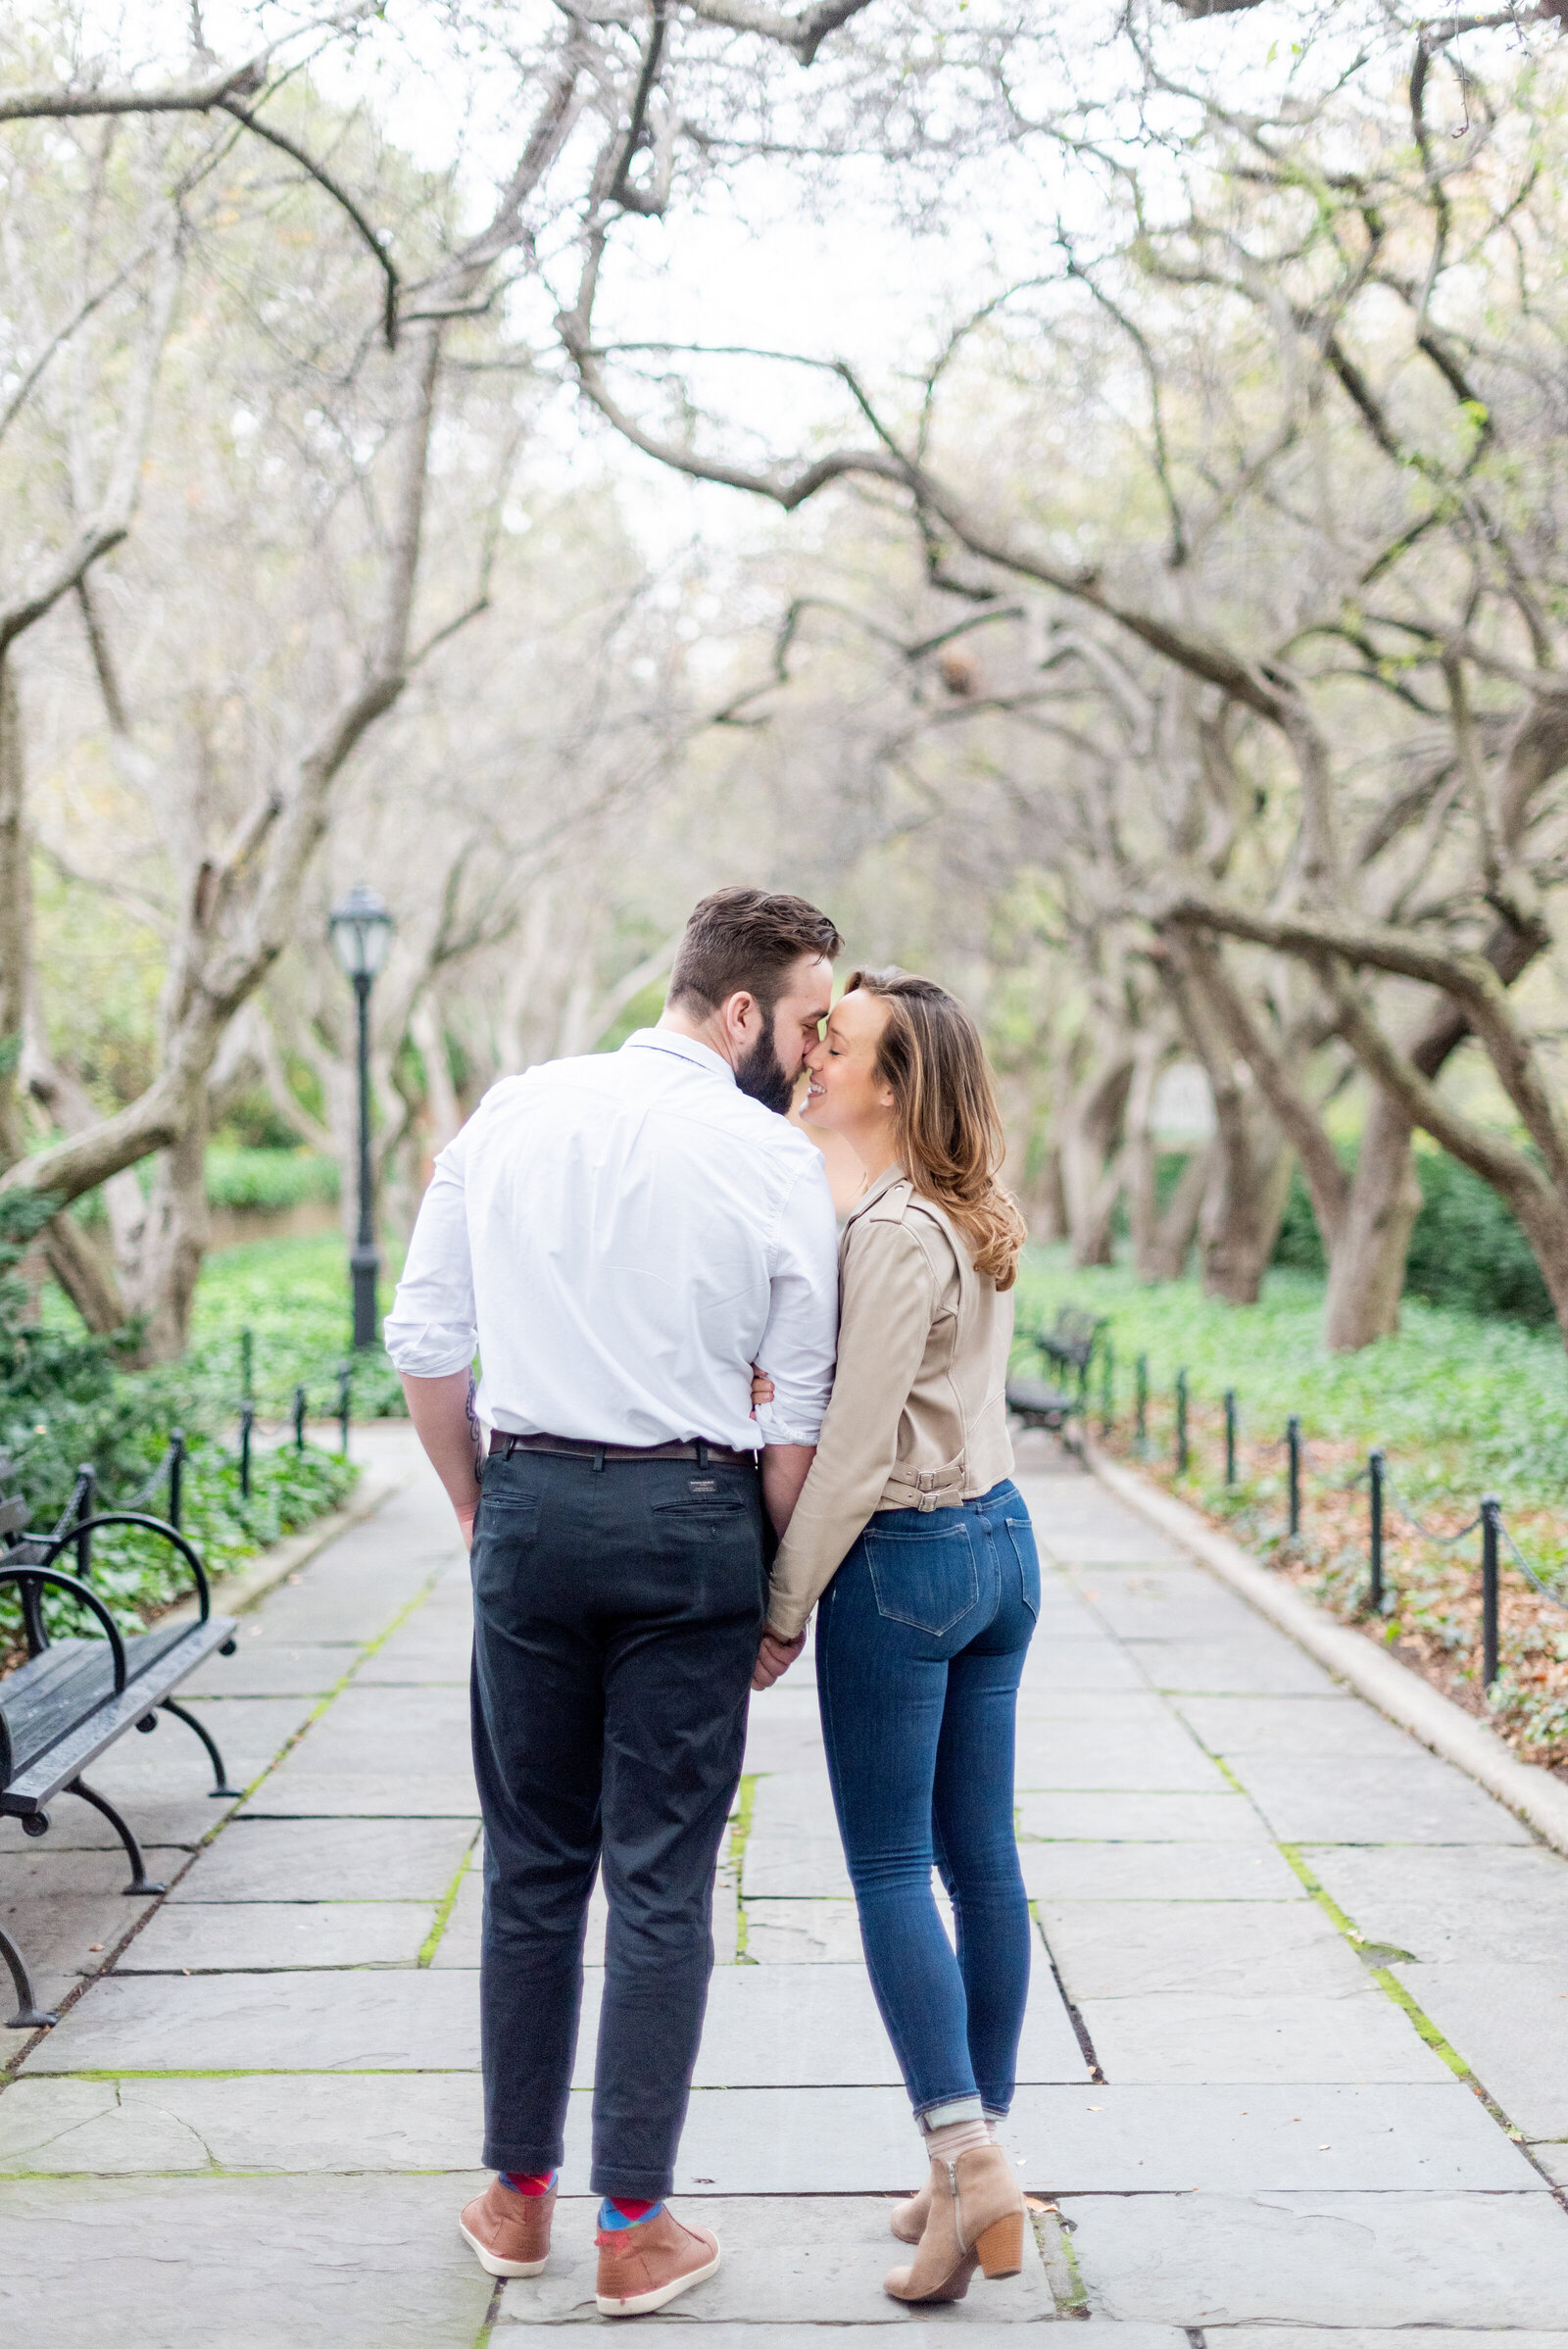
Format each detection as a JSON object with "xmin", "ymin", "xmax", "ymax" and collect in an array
[
  {"xmin": 1138, "ymin": 1140, "xmax": 1212, "ymax": 1283},
  {"xmin": 1172, "ymin": 949, "xmax": 1298, "ymax": 1304},
  {"xmin": 1321, "ymin": 1090, "xmax": 1424, "ymax": 1349},
  {"xmin": 412, "ymin": 996, "xmax": 463, "ymax": 1156},
  {"xmin": 1123, "ymin": 1036, "xmax": 1163, "ymax": 1277},
  {"xmin": 0, "ymin": 654, "xmax": 130, "ymax": 1333},
  {"xmin": 1022, "ymin": 1142, "xmax": 1067, "ymax": 1243},
  {"xmin": 1200, "ymin": 1114, "xmax": 1296, "ymax": 1303},
  {"xmin": 1058, "ymin": 1052, "xmax": 1133, "ymax": 1268},
  {"xmin": 119, "ymin": 1106, "xmax": 211, "ymax": 1364},
  {"xmin": 1125, "ymin": 1032, "xmax": 1211, "ymax": 1282}
]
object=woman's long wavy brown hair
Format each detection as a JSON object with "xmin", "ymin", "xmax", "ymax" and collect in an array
[{"xmin": 847, "ymin": 967, "xmax": 1028, "ymax": 1291}]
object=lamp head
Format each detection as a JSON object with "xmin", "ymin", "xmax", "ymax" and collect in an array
[{"xmin": 328, "ymin": 882, "xmax": 393, "ymax": 981}]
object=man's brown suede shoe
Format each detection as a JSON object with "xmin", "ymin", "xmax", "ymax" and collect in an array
[
  {"xmin": 595, "ymin": 2207, "xmax": 720, "ymax": 2317},
  {"xmin": 459, "ymin": 2176, "xmax": 556, "ymax": 2277}
]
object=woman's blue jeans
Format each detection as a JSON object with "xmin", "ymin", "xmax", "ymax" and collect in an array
[{"xmin": 814, "ymin": 1477, "xmax": 1039, "ymax": 2122}]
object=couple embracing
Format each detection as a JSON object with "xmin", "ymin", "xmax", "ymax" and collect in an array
[{"xmin": 386, "ymin": 887, "xmax": 1041, "ymax": 2318}]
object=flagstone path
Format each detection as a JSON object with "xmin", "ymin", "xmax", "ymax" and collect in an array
[{"xmin": 5, "ymin": 1424, "xmax": 1568, "ymax": 2347}]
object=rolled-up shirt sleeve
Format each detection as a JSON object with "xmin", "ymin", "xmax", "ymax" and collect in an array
[
  {"xmin": 752, "ymin": 1160, "xmax": 839, "ymax": 1447},
  {"xmin": 764, "ymin": 1218, "xmax": 935, "ymax": 1639},
  {"xmin": 382, "ymin": 1130, "xmax": 479, "ymax": 1379}
]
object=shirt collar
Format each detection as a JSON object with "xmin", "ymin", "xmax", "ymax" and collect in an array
[{"xmin": 622, "ymin": 1028, "xmax": 737, "ymax": 1087}]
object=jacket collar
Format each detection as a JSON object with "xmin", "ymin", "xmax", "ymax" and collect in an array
[{"xmin": 844, "ymin": 1160, "xmax": 907, "ymax": 1230}]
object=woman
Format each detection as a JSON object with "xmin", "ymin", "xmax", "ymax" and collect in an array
[{"xmin": 753, "ymin": 969, "xmax": 1038, "ymax": 2307}]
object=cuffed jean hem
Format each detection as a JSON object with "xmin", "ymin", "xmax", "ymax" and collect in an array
[
  {"xmin": 917, "ymin": 2093, "xmax": 988, "ymax": 2129},
  {"xmin": 589, "ymin": 2162, "xmax": 676, "ymax": 2201},
  {"xmin": 485, "ymin": 2140, "xmax": 564, "ymax": 2177}
]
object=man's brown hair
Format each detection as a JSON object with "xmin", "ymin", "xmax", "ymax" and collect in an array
[{"xmin": 668, "ymin": 887, "xmax": 842, "ymax": 1015}]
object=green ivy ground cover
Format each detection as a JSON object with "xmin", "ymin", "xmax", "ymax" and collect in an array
[
  {"xmin": 3, "ymin": 1226, "xmax": 390, "ymax": 1651},
  {"xmin": 187, "ymin": 1234, "xmax": 407, "ymax": 1422},
  {"xmin": 1014, "ymin": 1248, "xmax": 1568, "ymax": 1510},
  {"xmin": 1013, "ymin": 1249, "xmax": 1568, "ymax": 1763}
]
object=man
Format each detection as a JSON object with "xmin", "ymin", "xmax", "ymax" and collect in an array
[{"xmin": 384, "ymin": 888, "xmax": 841, "ymax": 2316}]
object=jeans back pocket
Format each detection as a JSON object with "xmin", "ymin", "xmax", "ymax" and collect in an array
[
  {"xmin": 1004, "ymin": 1515, "xmax": 1042, "ymax": 1619},
  {"xmin": 863, "ymin": 1519, "xmax": 980, "ymax": 1637}
]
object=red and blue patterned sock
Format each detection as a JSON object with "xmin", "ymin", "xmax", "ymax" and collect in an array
[
  {"xmin": 500, "ymin": 2169, "xmax": 557, "ymax": 2196},
  {"xmin": 597, "ymin": 2196, "xmax": 662, "ymax": 2231}
]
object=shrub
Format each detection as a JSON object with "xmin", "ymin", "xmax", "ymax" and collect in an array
[
  {"xmin": 205, "ymin": 1147, "xmax": 339, "ymax": 1213},
  {"xmin": 1, "ymin": 1199, "xmax": 357, "ymax": 1648},
  {"xmin": 1403, "ymin": 1151, "xmax": 1552, "ymax": 1324},
  {"xmin": 1270, "ymin": 1149, "xmax": 1554, "ymax": 1324}
]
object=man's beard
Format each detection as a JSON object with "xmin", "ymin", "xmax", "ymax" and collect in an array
[{"xmin": 735, "ymin": 1020, "xmax": 795, "ymax": 1116}]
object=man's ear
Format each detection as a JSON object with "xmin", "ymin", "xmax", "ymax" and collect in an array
[{"xmin": 723, "ymin": 989, "xmax": 760, "ymax": 1038}]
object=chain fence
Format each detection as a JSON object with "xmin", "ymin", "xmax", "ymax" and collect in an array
[
  {"xmin": 24, "ymin": 1332, "xmax": 356, "ymax": 1584},
  {"xmin": 1084, "ymin": 1334, "xmax": 1568, "ymax": 1688}
]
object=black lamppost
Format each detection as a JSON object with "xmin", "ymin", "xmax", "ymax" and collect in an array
[{"xmin": 327, "ymin": 883, "xmax": 394, "ymax": 1348}]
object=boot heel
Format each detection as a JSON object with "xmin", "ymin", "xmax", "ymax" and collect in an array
[{"xmin": 975, "ymin": 2212, "xmax": 1024, "ymax": 2279}]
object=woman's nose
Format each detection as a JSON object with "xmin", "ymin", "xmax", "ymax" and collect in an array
[{"xmin": 804, "ymin": 1035, "xmax": 827, "ymax": 1073}]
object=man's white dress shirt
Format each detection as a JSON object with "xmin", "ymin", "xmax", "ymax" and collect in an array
[{"xmin": 383, "ymin": 1030, "xmax": 840, "ymax": 1450}]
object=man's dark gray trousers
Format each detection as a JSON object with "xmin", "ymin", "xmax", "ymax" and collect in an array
[{"xmin": 469, "ymin": 1443, "xmax": 765, "ymax": 2199}]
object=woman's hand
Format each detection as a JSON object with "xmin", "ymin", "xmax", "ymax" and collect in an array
[
  {"xmin": 749, "ymin": 1363, "xmax": 776, "ymax": 1416},
  {"xmin": 753, "ymin": 1629, "xmax": 806, "ymax": 1690}
]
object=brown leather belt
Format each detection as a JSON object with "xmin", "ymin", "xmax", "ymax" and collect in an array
[{"xmin": 489, "ymin": 1431, "xmax": 757, "ymax": 1470}]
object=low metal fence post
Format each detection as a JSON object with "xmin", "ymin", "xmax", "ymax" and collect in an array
[
  {"xmin": 338, "ymin": 1363, "xmax": 352, "ymax": 1460},
  {"xmin": 1224, "ymin": 1390, "xmax": 1237, "ymax": 1487},
  {"xmin": 293, "ymin": 1385, "xmax": 307, "ymax": 1453},
  {"xmin": 1481, "ymin": 1495, "xmax": 1501, "ymax": 1689},
  {"xmin": 241, "ymin": 1327, "xmax": 254, "ymax": 1405},
  {"xmin": 169, "ymin": 1429, "xmax": 184, "ymax": 1532},
  {"xmin": 75, "ymin": 1463, "xmax": 95, "ymax": 1581},
  {"xmin": 1175, "ymin": 1368, "xmax": 1190, "ymax": 1477},
  {"xmin": 1368, "ymin": 1447, "xmax": 1385, "ymax": 1614},
  {"xmin": 1135, "ymin": 1353, "xmax": 1149, "ymax": 1455},
  {"xmin": 239, "ymin": 1404, "xmax": 254, "ymax": 1500},
  {"xmin": 1287, "ymin": 1415, "xmax": 1301, "ymax": 1540}
]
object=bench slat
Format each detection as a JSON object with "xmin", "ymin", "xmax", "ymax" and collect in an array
[
  {"xmin": 2, "ymin": 1623, "xmax": 203, "ymax": 1783},
  {"xmin": 0, "ymin": 1495, "xmax": 30, "ymax": 1539},
  {"xmin": 1, "ymin": 1622, "xmax": 195, "ymax": 1784},
  {"xmin": 0, "ymin": 1615, "xmax": 237, "ymax": 1812},
  {"xmin": 1006, "ymin": 1378, "xmax": 1080, "ymax": 1424}
]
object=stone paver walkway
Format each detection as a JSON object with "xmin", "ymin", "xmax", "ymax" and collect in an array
[{"xmin": 5, "ymin": 1427, "xmax": 1568, "ymax": 2346}]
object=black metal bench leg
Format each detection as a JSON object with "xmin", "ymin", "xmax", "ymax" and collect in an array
[
  {"xmin": 0, "ymin": 1922, "xmax": 57, "ymax": 2031},
  {"xmin": 64, "ymin": 1778, "xmax": 166, "ymax": 1897},
  {"xmin": 159, "ymin": 1696, "xmax": 245, "ymax": 1798}
]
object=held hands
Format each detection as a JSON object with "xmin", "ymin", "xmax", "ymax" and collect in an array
[
  {"xmin": 456, "ymin": 1504, "xmax": 477, "ymax": 1554},
  {"xmin": 751, "ymin": 1360, "xmax": 800, "ymax": 1688},
  {"xmin": 753, "ymin": 1628, "xmax": 805, "ymax": 1691}
]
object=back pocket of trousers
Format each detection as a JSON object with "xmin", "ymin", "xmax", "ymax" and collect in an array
[{"xmin": 863, "ymin": 1522, "xmax": 979, "ymax": 1637}]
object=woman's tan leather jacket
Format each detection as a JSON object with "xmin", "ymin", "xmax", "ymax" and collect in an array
[{"xmin": 765, "ymin": 1162, "xmax": 1015, "ymax": 1641}]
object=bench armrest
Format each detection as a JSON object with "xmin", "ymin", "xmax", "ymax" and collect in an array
[
  {"xmin": 0, "ymin": 1564, "xmax": 128, "ymax": 1692},
  {"xmin": 35, "ymin": 1515, "xmax": 212, "ymax": 1624}
]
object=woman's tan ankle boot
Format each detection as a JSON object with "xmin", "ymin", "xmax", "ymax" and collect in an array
[
  {"xmin": 883, "ymin": 2143, "xmax": 1026, "ymax": 2304},
  {"xmin": 889, "ymin": 2176, "xmax": 931, "ymax": 2243}
]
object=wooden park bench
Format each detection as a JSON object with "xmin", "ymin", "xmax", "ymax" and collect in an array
[
  {"xmin": 0, "ymin": 1454, "xmax": 239, "ymax": 2030},
  {"xmin": 1005, "ymin": 1306, "xmax": 1108, "ymax": 1452}
]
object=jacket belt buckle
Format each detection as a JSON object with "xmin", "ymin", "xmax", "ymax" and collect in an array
[{"xmin": 912, "ymin": 1467, "xmax": 959, "ymax": 1513}]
